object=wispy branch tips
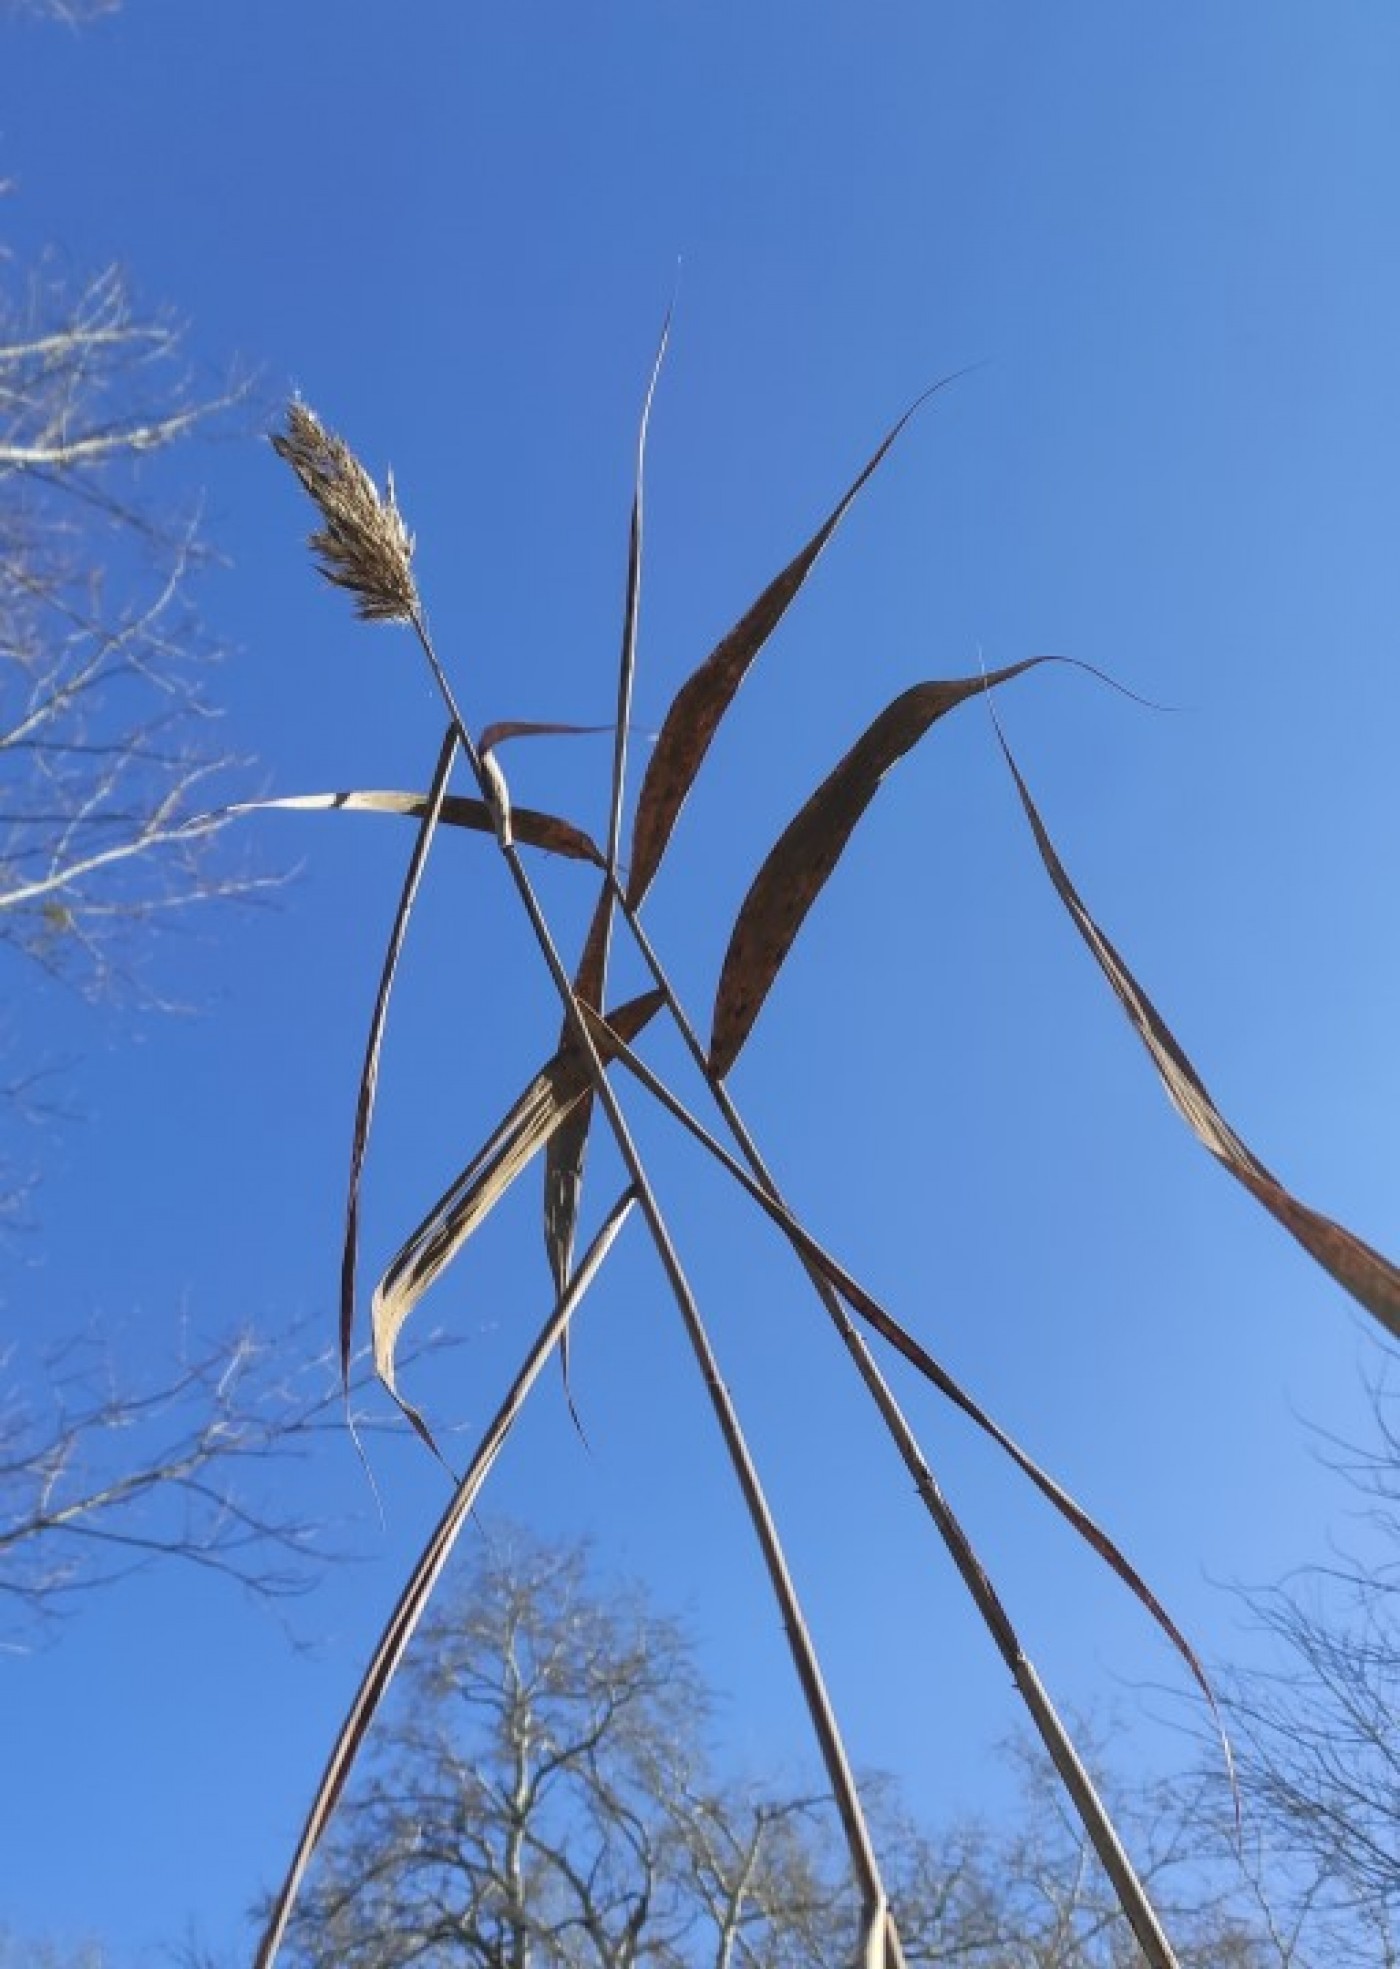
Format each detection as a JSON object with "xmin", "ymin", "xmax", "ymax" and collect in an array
[{"xmin": 272, "ymin": 402, "xmax": 418, "ymax": 623}]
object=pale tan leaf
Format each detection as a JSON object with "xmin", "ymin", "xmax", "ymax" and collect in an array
[
  {"xmin": 371, "ymin": 990, "xmax": 663, "ymax": 1396},
  {"xmin": 235, "ymin": 788, "xmax": 603, "ymax": 864}
]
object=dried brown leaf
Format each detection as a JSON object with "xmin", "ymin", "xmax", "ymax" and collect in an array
[
  {"xmin": 709, "ymin": 660, "xmax": 1043, "ymax": 1076},
  {"xmin": 626, "ymin": 381, "xmax": 962, "ymax": 910},
  {"xmin": 995, "ymin": 715, "xmax": 1400, "ymax": 1342},
  {"xmin": 478, "ymin": 719, "xmax": 615, "ymax": 755}
]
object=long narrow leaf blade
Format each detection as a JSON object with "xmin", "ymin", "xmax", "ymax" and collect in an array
[
  {"xmin": 235, "ymin": 788, "xmax": 603, "ymax": 865},
  {"xmin": 543, "ymin": 311, "xmax": 672, "ymax": 1298},
  {"xmin": 626, "ymin": 379, "xmax": 963, "ymax": 910},
  {"xmin": 543, "ymin": 887, "xmax": 613, "ymax": 1295},
  {"xmin": 341, "ymin": 730, "xmax": 458, "ymax": 1396},
  {"xmin": 605, "ymin": 295, "xmax": 672, "ymax": 891},
  {"xmin": 994, "ymin": 717, "xmax": 1400, "ymax": 1341},
  {"xmin": 372, "ymin": 989, "xmax": 663, "ymax": 1394},
  {"xmin": 709, "ymin": 659, "xmax": 1043, "ymax": 1076},
  {"xmin": 478, "ymin": 718, "xmax": 614, "ymax": 755},
  {"xmin": 545, "ymin": 1096, "xmax": 593, "ymax": 1300},
  {"xmin": 254, "ymin": 1190, "xmax": 637, "ymax": 1969},
  {"xmin": 375, "ymin": 1070, "xmax": 578, "ymax": 1392}
]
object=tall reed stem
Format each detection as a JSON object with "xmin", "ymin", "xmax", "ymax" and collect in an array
[
  {"xmin": 594, "ymin": 882, "xmax": 1181, "ymax": 1969},
  {"xmin": 407, "ymin": 610, "xmax": 903, "ymax": 1963},
  {"xmin": 255, "ymin": 1193, "xmax": 638, "ymax": 1969}
]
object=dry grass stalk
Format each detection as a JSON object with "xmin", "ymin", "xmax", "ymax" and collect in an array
[
  {"xmin": 270, "ymin": 388, "xmax": 909, "ymax": 1965},
  {"xmin": 255, "ymin": 355, "xmax": 1400, "ymax": 1969},
  {"xmin": 271, "ymin": 403, "xmax": 418, "ymax": 623}
]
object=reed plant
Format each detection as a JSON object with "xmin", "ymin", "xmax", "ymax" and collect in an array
[{"xmin": 242, "ymin": 344, "xmax": 1400, "ymax": 1969}]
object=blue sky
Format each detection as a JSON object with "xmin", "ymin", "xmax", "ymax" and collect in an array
[{"xmin": 5, "ymin": 3, "xmax": 1400, "ymax": 1961}]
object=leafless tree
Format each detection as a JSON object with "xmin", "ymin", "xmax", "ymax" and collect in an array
[
  {"xmin": 0, "ymin": 9, "xmax": 324, "ymax": 1659},
  {"xmin": 0, "ymin": 98, "xmax": 322, "ymax": 1653},
  {"xmin": 1195, "ymin": 1363, "xmax": 1400, "ymax": 1969},
  {"xmin": 894, "ymin": 1742, "xmax": 1275, "ymax": 1969},
  {"xmin": 0, "ymin": 1319, "xmax": 368, "ymax": 1648},
  {"xmin": 0, "ymin": 250, "xmax": 264, "ymax": 1002},
  {"xmin": 281, "ymin": 1529, "xmax": 1278, "ymax": 1969},
  {"xmin": 283, "ymin": 1529, "xmax": 841, "ymax": 1968}
]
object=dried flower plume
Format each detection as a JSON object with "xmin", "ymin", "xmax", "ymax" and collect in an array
[{"xmin": 272, "ymin": 401, "xmax": 418, "ymax": 622}]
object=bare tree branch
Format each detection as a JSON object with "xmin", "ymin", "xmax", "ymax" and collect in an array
[
  {"xmin": 1198, "ymin": 1360, "xmax": 1400, "ymax": 1967},
  {"xmin": 0, "ymin": 1317, "xmax": 420, "ymax": 1647},
  {"xmin": 0, "ymin": 254, "xmax": 271, "ymax": 1001}
]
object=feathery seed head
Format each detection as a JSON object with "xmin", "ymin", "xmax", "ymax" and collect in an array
[{"xmin": 272, "ymin": 401, "xmax": 418, "ymax": 623}]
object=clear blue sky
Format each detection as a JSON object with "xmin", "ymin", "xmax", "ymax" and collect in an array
[{"xmin": 6, "ymin": 4, "xmax": 1400, "ymax": 1961}]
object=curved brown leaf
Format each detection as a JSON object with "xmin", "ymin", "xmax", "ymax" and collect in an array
[
  {"xmin": 709, "ymin": 659, "xmax": 1044, "ymax": 1077},
  {"xmin": 371, "ymin": 988, "xmax": 663, "ymax": 1397},
  {"xmin": 626, "ymin": 378, "xmax": 964, "ymax": 910},
  {"xmin": 478, "ymin": 718, "xmax": 614, "ymax": 755},
  {"xmin": 994, "ymin": 714, "xmax": 1400, "ymax": 1342},
  {"xmin": 236, "ymin": 788, "xmax": 603, "ymax": 865}
]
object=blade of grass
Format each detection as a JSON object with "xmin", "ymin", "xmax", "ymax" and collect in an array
[
  {"xmin": 541, "ymin": 880, "xmax": 612, "ymax": 1310},
  {"xmin": 340, "ymin": 728, "xmax": 459, "ymax": 1404},
  {"xmin": 626, "ymin": 374, "xmax": 971, "ymax": 911},
  {"xmin": 604, "ymin": 307, "xmax": 672, "ymax": 913},
  {"xmin": 709, "ymin": 660, "xmax": 1042, "ymax": 1076},
  {"xmin": 371, "ymin": 988, "xmax": 664, "ymax": 1400},
  {"xmin": 545, "ymin": 1058, "xmax": 597, "ymax": 1296},
  {"xmin": 478, "ymin": 718, "xmax": 615, "ymax": 754},
  {"xmin": 543, "ymin": 308, "xmax": 672, "ymax": 1300},
  {"xmin": 233, "ymin": 787, "xmax": 603, "ymax": 865},
  {"xmin": 707, "ymin": 655, "xmax": 1162, "ymax": 1076},
  {"xmin": 254, "ymin": 1188, "xmax": 638, "ymax": 1969},
  {"xmin": 989, "ymin": 705, "xmax": 1400, "ymax": 1343}
]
